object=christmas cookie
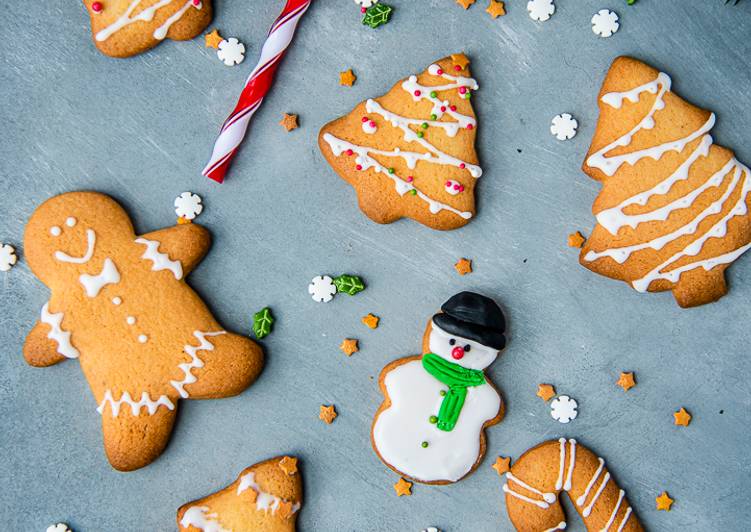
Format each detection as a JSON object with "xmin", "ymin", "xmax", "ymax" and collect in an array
[
  {"xmin": 178, "ymin": 456, "xmax": 302, "ymax": 532},
  {"xmin": 22, "ymin": 192, "xmax": 263, "ymax": 471},
  {"xmin": 83, "ymin": 0, "xmax": 213, "ymax": 58},
  {"xmin": 371, "ymin": 292, "xmax": 505, "ymax": 484},
  {"xmin": 502, "ymin": 439, "xmax": 643, "ymax": 531},
  {"xmin": 580, "ymin": 56, "xmax": 751, "ymax": 307},
  {"xmin": 319, "ymin": 55, "xmax": 482, "ymax": 230}
]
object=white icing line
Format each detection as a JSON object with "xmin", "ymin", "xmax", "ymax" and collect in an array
[
  {"xmin": 505, "ymin": 472, "xmax": 556, "ymax": 504},
  {"xmin": 79, "ymin": 258, "xmax": 120, "ymax": 297},
  {"xmin": 237, "ymin": 472, "xmax": 301, "ymax": 515},
  {"xmin": 154, "ymin": 0, "xmax": 200, "ymax": 40},
  {"xmin": 134, "ymin": 238, "xmax": 183, "ymax": 280},
  {"xmin": 97, "ymin": 390, "xmax": 174, "ymax": 417},
  {"xmin": 601, "ymin": 76, "xmax": 662, "ymax": 109},
  {"xmin": 55, "ymin": 229, "xmax": 96, "ymax": 264},
  {"xmin": 583, "ymin": 472, "xmax": 610, "ymax": 517},
  {"xmin": 502, "ymin": 483, "xmax": 550, "ymax": 509},
  {"xmin": 616, "ymin": 507, "xmax": 633, "ymax": 532},
  {"xmin": 40, "ymin": 302, "xmax": 80, "ymax": 359},
  {"xmin": 577, "ymin": 457, "xmax": 605, "ymax": 506},
  {"xmin": 564, "ymin": 439, "xmax": 576, "ymax": 491},
  {"xmin": 555, "ymin": 437, "xmax": 566, "ymax": 490},
  {"xmin": 601, "ymin": 489, "xmax": 625, "ymax": 532},
  {"xmin": 179, "ymin": 506, "xmax": 231, "ymax": 532},
  {"xmin": 367, "ymin": 99, "xmax": 464, "ymax": 138},
  {"xmin": 95, "ymin": 0, "xmax": 202, "ymax": 42},
  {"xmin": 322, "ymin": 133, "xmax": 473, "ymax": 220},
  {"xmin": 544, "ymin": 523, "xmax": 567, "ymax": 532},
  {"xmin": 170, "ymin": 331, "xmax": 226, "ymax": 398}
]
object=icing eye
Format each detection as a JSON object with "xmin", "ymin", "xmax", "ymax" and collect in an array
[
  {"xmin": 463, "ymin": 344, "xmax": 471, "ymax": 352},
  {"xmin": 449, "ymin": 338, "xmax": 456, "ymax": 346}
]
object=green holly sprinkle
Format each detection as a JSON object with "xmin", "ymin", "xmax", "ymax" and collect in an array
[
  {"xmin": 429, "ymin": 415, "xmax": 438, "ymax": 424},
  {"xmin": 362, "ymin": 3, "xmax": 393, "ymax": 29},
  {"xmin": 430, "ymin": 91, "xmax": 437, "ymax": 98},
  {"xmin": 252, "ymin": 307, "xmax": 274, "ymax": 339},
  {"xmin": 421, "ymin": 441, "xmax": 429, "ymax": 448},
  {"xmin": 332, "ymin": 274, "xmax": 366, "ymax": 296}
]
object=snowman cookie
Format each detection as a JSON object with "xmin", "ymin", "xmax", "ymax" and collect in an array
[
  {"xmin": 371, "ymin": 292, "xmax": 506, "ymax": 484},
  {"xmin": 22, "ymin": 192, "xmax": 264, "ymax": 471},
  {"xmin": 83, "ymin": 0, "xmax": 213, "ymax": 58}
]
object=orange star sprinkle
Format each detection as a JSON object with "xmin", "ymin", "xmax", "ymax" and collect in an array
[
  {"xmin": 320, "ymin": 404, "xmax": 337, "ymax": 424},
  {"xmin": 278, "ymin": 456, "xmax": 298, "ymax": 476},
  {"xmin": 340, "ymin": 338, "xmax": 359, "ymax": 356},
  {"xmin": 568, "ymin": 231, "xmax": 586, "ymax": 248},
  {"xmin": 393, "ymin": 477, "xmax": 412, "ymax": 496},
  {"xmin": 454, "ymin": 258, "xmax": 473, "ymax": 275},
  {"xmin": 656, "ymin": 491, "xmax": 674, "ymax": 511},
  {"xmin": 362, "ymin": 313, "xmax": 379, "ymax": 329},
  {"xmin": 536, "ymin": 383, "xmax": 556, "ymax": 402},
  {"xmin": 674, "ymin": 407, "xmax": 692, "ymax": 427},
  {"xmin": 486, "ymin": 0, "xmax": 506, "ymax": 18},
  {"xmin": 339, "ymin": 69, "xmax": 357, "ymax": 87},
  {"xmin": 451, "ymin": 53, "xmax": 470, "ymax": 70},
  {"xmin": 204, "ymin": 29, "xmax": 223, "ymax": 49},
  {"xmin": 492, "ymin": 456, "xmax": 511, "ymax": 476},
  {"xmin": 279, "ymin": 113, "xmax": 298, "ymax": 132},
  {"xmin": 456, "ymin": 0, "xmax": 475, "ymax": 8},
  {"xmin": 617, "ymin": 372, "xmax": 636, "ymax": 392}
]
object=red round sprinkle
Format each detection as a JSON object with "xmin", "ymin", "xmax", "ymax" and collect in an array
[
  {"xmin": 356, "ymin": 164, "xmax": 363, "ymax": 171},
  {"xmin": 445, "ymin": 181, "xmax": 451, "ymax": 187},
  {"xmin": 450, "ymin": 105, "xmax": 457, "ymax": 112},
  {"xmin": 459, "ymin": 185, "xmax": 465, "ymax": 192},
  {"xmin": 437, "ymin": 68, "xmax": 444, "ymax": 75},
  {"xmin": 92, "ymin": 1, "xmax": 103, "ymax": 12},
  {"xmin": 361, "ymin": 116, "xmax": 368, "ymax": 123},
  {"xmin": 459, "ymin": 163, "xmax": 466, "ymax": 169},
  {"xmin": 454, "ymin": 184, "xmax": 460, "ymax": 190},
  {"xmin": 459, "ymin": 87, "xmax": 467, "ymax": 95},
  {"xmin": 361, "ymin": 6, "xmax": 366, "ymax": 12},
  {"xmin": 407, "ymin": 176, "xmax": 414, "ymax": 182},
  {"xmin": 454, "ymin": 65, "xmax": 461, "ymax": 71},
  {"xmin": 467, "ymin": 124, "xmax": 474, "ymax": 130},
  {"xmin": 414, "ymin": 90, "xmax": 422, "ymax": 97},
  {"xmin": 192, "ymin": 0, "xmax": 200, "ymax": 5},
  {"xmin": 368, "ymin": 120, "xmax": 375, "ymax": 127},
  {"xmin": 346, "ymin": 149, "xmax": 353, "ymax": 156}
]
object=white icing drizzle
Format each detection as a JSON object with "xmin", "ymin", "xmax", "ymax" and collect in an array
[
  {"xmin": 601, "ymin": 489, "xmax": 625, "ymax": 532},
  {"xmin": 583, "ymin": 472, "xmax": 610, "ymax": 518},
  {"xmin": 170, "ymin": 331, "xmax": 226, "ymax": 398},
  {"xmin": 237, "ymin": 472, "xmax": 301, "ymax": 515},
  {"xmin": 544, "ymin": 523, "xmax": 567, "ymax": 532},
  {"xmin": 369, "ymin": 99, "xmax": 466, "ymax": 138},
  {"xmin": 365, "ymin": 99, "xmax": 481, "ymax": 177},
  {"xmin": 134, "ymin": 237, "xmax": 183, "ymax": 280},
  {"xmin": 616, "ymin": 507, "xmax": 633, "ymax": 532},
  {"xmin": 564, "ymin": 439, "xmax": 576, "ymax": 491},
  {"xmin": 79, "ymin": 258, "xmax": 120, "ymax": 297},
  {"xmin": 55, "ymin": 229, "xmax": 96, "ymax": 264},
  {"xmin": 506, "ymin": 472, "xmax": 556, "ymax": 504},
  {"xmin": 95, "ymin": 0, "xmax": 202, "ymax": 43},
  {"xmin": 585, "ymin": 160, "xmax": 741, "ymax": 265},
  {"xmin": 362, "ymin": 120, "xmax": 377, "ymax": 134},
  {"xmin": 502, "ymin": 483, "xmax": 550, "ymax": 509},
  {"xmin": 555, "ymin": 437, "xmax": 566, "ymax": 490},
  {"xmin": 180, "ymin": 506, "xmax": 231, "ymax": 532},
  {"xmin": 97, "ymin": 390, "xmax": 174, "ymax": 417},
  {"xmin": 322, "ymin": 133, "xmax": 472, "ymax": 220},
  {"xmin": 577, "ymin": 457, "xmax": 605, "ymax": 506},
  {"xmin": 40, "ymin": 302, "xmax": 79, "ymax": 359}
]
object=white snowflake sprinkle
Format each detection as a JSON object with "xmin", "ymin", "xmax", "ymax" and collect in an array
[
  {"xmin": 46, "ymin": 525, "xmax": 73, "ymax": 532},
  {"xmin": 217, "ymin": 38, "xmax": 245, "ymax": 67},
  {"xmin": 308, "ymin": 275, "xmax": 337, "ymax": 303},
  {"xmin": 550, "ymin": 113, "xmax": 578, "ymax": 141},
  {"xmin": 0, "ymin": 243, "xmax": 17, "ymax": 271},
  {"xmin": 550, "ymin": 395, "xmax": 578, "ymax": 423},
  {"xmin": 354, "ymin": 0, "xmax": 379, "ymax": 6},
  {"xmin": 421, "ymin": 528, "xmax": 441, "ymax": 532},
  {"xmin": 174, "ymin": 192, "xmax": 204, "ymax": 220},
  {"xmin": 591, "ymin": 9, "xmax": 620, "ymax": 38},
  {"xmin": 527, "ymin": 0, "xmax": 555, "ymax": 21}
]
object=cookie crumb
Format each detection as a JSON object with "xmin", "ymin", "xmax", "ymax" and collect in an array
[
  {"xmin": 486, "ymin": 0, "xmax": 506, "ymax": 18},
  {"xmin": 340, "ymin": 338, "xmax": 359, "ymax": 356},
  {"xmin": 492, "ymin": 456, "xmax": 511, "ymax": 475},
  {"xmin": 656, "ymin": 491, "xmax": 674, "ymax": 511},
  {"xmin": 280, "ymin": 113, "xmax": 299, "ymax": 132},
  {"xmin": 278, "ymin": 456, "xmax": 298, "ymax": 476},
  {"xmin": 567, "ymin": 231, "xmax": 586, "ymax": 248},
  {"xmin": 616, "ymin": 371, "xmax": 636, "ymax": 391},
  {"xmin": 339, "ymin": 69, "xmax": 357, "ymax": 87},
  {"xmin": 673, "ymin": 407, "xmax": 691, "ymax": 427},
  {"xmin": 536, "ymin": 383, "xmax": 556, "ymax": 401},
  {"xmin": 393, "ymin": 477, "xmax": 413, "ymax": 496},
  {"xmin": 320, "ymin": 404, "xmax": 337, "ymax": 424},
  {"xmin": 454, "ymin": 258, "xmax": 473, "ymax": 275},
  {"xmin": 362, "ymin": 313, "xmax": 380, "ymax": 329},
  {"xmin": 204, "ymin": 29, "xmax": 223, "ymax": 48}
]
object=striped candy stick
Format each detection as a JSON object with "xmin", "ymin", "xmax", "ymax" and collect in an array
[{"xmin": 202, "ymin": 0, "xmax": 312, "ymax": 183}]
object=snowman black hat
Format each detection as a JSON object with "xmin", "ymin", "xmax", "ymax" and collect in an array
[{"xmin": 432, "ymin": 291, "xmax": 506, "ymax": 350}]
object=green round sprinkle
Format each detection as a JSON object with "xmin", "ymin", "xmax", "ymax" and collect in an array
[
  {"xmin": 430, "ymin": 114, "xmax": 437, "ymax": 120},
  {"xmin": 421, "ymin": 441, "xmax": 429, "ymax": 448},
  {"xmin": 430, "ymin": 91, "xmax": 437, "ymax": 98},
  {"xmin": 417, "ymin": 131, "xmax": 424, "ymax": 138},
  {"xmin": 429, "ymin": 415, "xmax": 438, "ymax": 424},
  {"xmin": 465, "ymin": 92, "xmax": 471, "ymax": 100},
  {"xmin": 421, "ymin": 122, "xmax": 428, "ymax": 129},
  {"xmin": 439, "ymin": 390, "xmax": 446, "ymax": 396},
  {"xmin": 410, "ymin": 189, "xmax": 417, "ymax": 196},
  {"xmin": 388, "ymin": 167, "xmax": 394, "ymax": 174}
]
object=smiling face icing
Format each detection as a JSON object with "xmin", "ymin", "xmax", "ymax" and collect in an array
[{"xmin": 428, "ymin": 320, "xmax": 499, "ymax": 370}]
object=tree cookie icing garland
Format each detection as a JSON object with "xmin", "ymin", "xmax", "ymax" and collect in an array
[
  {"xmin": 22, "ymin": 192, "xmax": 264, "ymax": 471},
  {"xmin": 371, "ymin": 292, "xmax": 506, "ymax": 484},
  {"xmin": 580, "ymin": 57, "xmax": 751, "ymax": 308},
  {"xmin": 502, "ymin": 439, "xmax": 643, "ymax": 532},
  {"xmin": 319, "ymin": 55, "xmax": 483, "ymax": 231},
  {"xmin": 177, "ymin": 456, "xmax": 302, "ymax": 532},
  {"xmin": 83, "ymin": 0, "xmax": 213, "ymax": 58}
]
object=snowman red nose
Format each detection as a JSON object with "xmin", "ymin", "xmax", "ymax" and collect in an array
[{"xmin": 451, "ymin": 346, "xmax": 465, "ymax": 360}]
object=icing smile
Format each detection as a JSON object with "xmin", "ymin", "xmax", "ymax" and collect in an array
[{"xmin": 55, "ymin": 229, "xmax": 96, "ymax": 264}]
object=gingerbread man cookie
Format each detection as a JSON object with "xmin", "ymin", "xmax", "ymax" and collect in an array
[
  {"xmin": 372, "ymin": 292, "xmax": 506, "ymax": 484},
  {"xmin": 319, "ymin": 54, "xmax": 482, "ymax": 230},
  {"xmin": 83, "ymin": 0, "xmax": 213, "ymax": 58},
  {"xmin": 502, "ymin": 439, "xmax": 643, "ymax": 532},
  {"xmin": 23, "ymin": 192, "xmax": 263, "ymax": 471},
  {"xmin": 177, "ymin": 456, "xmax": 303, "ymax": 532}
]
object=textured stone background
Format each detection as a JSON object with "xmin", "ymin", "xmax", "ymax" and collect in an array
[{"xmin": 1, "ymin": 1, "xmax": 750, "ymax": 530}]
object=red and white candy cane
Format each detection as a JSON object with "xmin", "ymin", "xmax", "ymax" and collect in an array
[{"xmin": 202, "ymin": 0, "xmax": 312, "ymax": 183}]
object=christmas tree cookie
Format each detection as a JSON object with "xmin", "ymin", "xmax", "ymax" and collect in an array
[
  {"xmin": 82, "ymin": 0, "xmax": 213, "ymax": 58},
  {"xmin": 177, "ymin": 456, "xmax": 303, "ymax": 532},
  {"xmin": 319, "ymin": 54, "xmax": 482, "ymax": 230},
  {"xmin": 580, "ymin": 56, "xmax": 751, "ymax": 307},
  {"xmin": 372, "ymin": 292, "xmax": 506, "ymax": 484}
]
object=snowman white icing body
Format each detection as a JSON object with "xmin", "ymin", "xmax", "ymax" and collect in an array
[{"xmin": 372, "ymin": 321, "xmax": 502, "ymax": 483}]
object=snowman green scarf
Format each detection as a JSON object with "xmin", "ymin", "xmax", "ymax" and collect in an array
[{"xmin": 422, "ymin": 352, "xmax": 486, "ymax": 432}]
